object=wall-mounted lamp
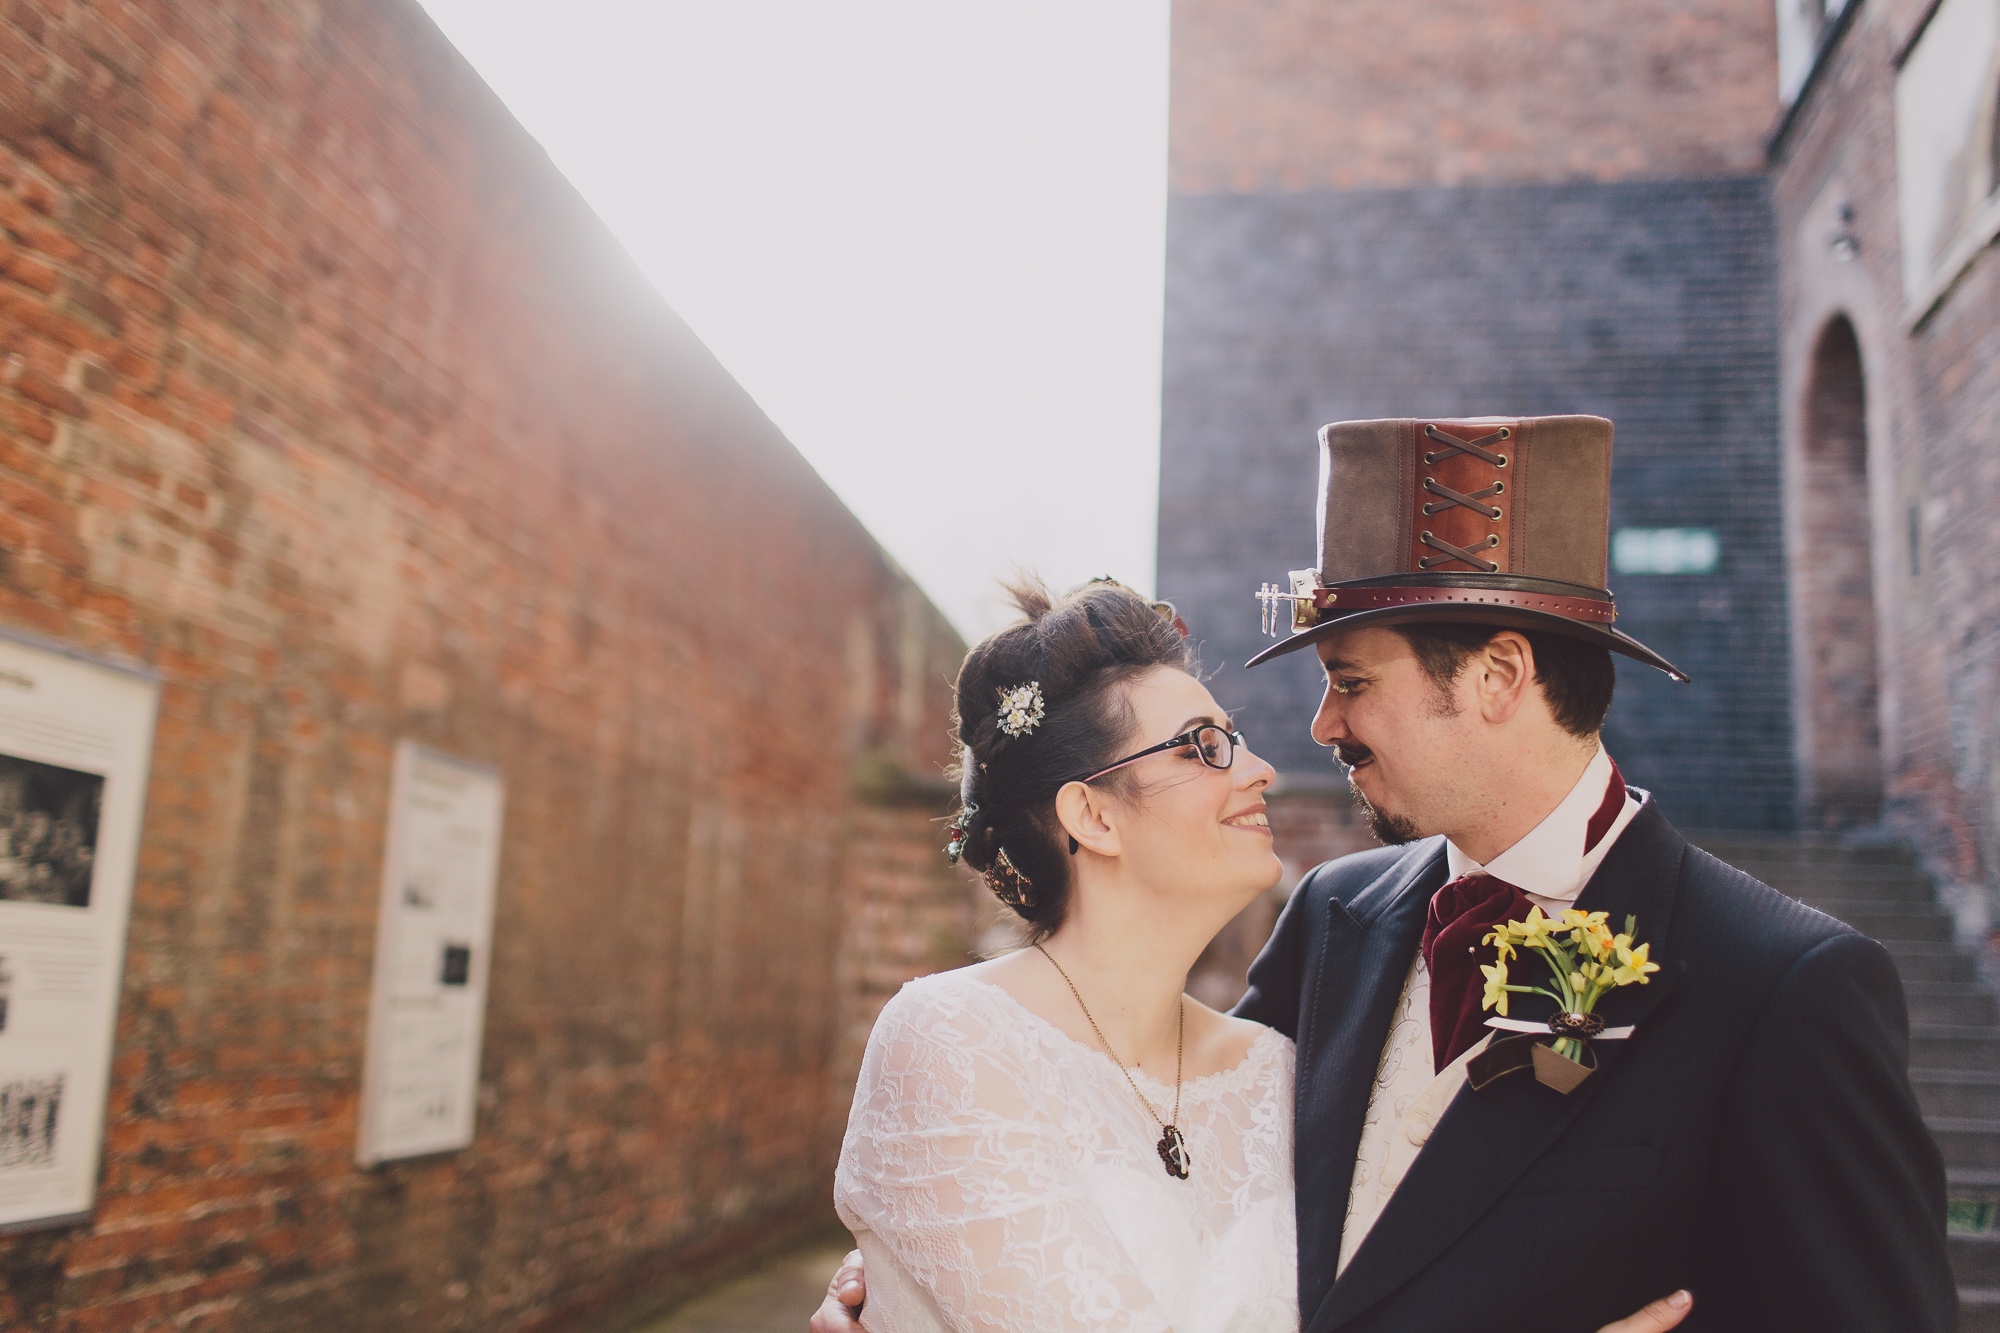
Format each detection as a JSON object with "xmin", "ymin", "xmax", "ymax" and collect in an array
[{"xmin": 1829, "ymin": 203, "xmax": 1860, "ymax": 262}]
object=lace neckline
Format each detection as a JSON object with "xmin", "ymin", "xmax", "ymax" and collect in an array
[{"xmin": 934, "ymin": 971, "xmax": 1288, "ymax": 1104}]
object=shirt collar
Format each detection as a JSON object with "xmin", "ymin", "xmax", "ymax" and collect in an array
[{"xmin": 1444, "ymin": 745, "xmax": 1641, "ymax": 909}]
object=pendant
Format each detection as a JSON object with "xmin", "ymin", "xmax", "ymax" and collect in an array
[{"xmin": 1157, "ymin": 1124, "xmax": 1191, "ymax": 1180}]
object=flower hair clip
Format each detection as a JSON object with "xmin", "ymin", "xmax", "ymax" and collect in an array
[
  {"xmin": 944, "ymin": 803, "xmax": 977, "ymax": 865},
  {"xmin": 996, "ymin": 682, "xmax": 1046, "ymax": 737}
]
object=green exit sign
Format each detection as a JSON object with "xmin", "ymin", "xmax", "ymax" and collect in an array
[{"xmin": 1612, "ymin": 527, "xmax": 1720, "ymax": 575}]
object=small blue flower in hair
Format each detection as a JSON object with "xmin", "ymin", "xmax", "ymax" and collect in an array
[{"xmin": 996, "ymin": 682, "xmax": 1046, "ymax": 737}]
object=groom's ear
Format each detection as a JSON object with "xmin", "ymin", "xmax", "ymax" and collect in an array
[
  {"xmin": 1055, "ymin": 781, "xmax": 1120, "ymax": 859},
  {"xmin": 1474, "ymin": 630, "xmax": 1537, "ymax": 725}
]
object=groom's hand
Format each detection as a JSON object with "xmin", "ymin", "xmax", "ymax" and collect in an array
[
  {"xmin": 799, "ymin": 1251, "xmax": 1682, "ymax": 1333},
  {"xmin": 807, "ymin": 1250, "xmax": 866, "ymax": 1333},
  {"xmin": 1597, "ymin": 1290, "xmax": 1693, "ymax": 1332}
]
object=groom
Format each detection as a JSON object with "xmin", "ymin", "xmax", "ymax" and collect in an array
[{"xmin": 813, "ymin": 416, "xmax": 1954, "ymax": 1330}]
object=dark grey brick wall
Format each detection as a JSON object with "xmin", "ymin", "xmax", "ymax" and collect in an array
[{"xmin": 1158, "ymin": 175, "xmax": 1793, "ymax": 831}]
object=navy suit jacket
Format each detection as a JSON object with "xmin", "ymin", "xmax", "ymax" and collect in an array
[{"xmin": 1233, "ymin": 801, "xmax": 1956, "ymax": 1332}]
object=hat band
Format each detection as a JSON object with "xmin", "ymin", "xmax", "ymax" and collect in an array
[{"xmin": 1314, "ymin": 585, "xmax": 1617, "ymax": 624}]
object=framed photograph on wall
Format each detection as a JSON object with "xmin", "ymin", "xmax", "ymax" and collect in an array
[
  {"xmin": 355, "ymin": 742, "xmax": 505, "ymax": 1166},
  {"xmin": 0, "ymin": 630, "xmax": 159, "ymax": 1234}
]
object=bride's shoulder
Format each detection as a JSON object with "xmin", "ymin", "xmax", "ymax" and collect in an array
[
  {"xmin": 869, "ymin": 967, "xmax": 1025, "ymax": 1043},
  {"xmin": 1186, "ymin": 1003, "xmax": 1295, "ymax": 1078},
  {"xmin": 856, "ymin": 970, "xmax": 1048, "ymax": 1103}
]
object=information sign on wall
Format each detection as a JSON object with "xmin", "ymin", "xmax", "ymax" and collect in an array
[
  {"xmin": 1611, "ymin": 527, "xmax": 1721, "ymax": 576},
  {"xmin": 356, "ymin": 742, "xmax": 504, "ymax": 1166},
  {"xmin": 1895, "ymin": 0, "xmax": 2000, "ymax": 317},
  {"xmin": 0, "ymin": 630, "xmax": 158, "ymax": 1234}
]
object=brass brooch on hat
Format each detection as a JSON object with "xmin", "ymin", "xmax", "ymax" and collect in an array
[{"xmin": 1249, "ymin": 416, "xmax": 1688, "ymax": 682}]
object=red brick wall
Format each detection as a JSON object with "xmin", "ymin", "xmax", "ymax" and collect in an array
[
  {"xmin": 1770, "ymin": 0, "xmax": 2000, "ymax": 906},
  {"xmin": 834, "ymin": 804, "xmax": 985, "ymax": 1100},
  {"xmin": 1170, "ymin": 0, "xmax": 1780, "ymax": 193},
  {"xmin": 0, "ymin": 2, "xmax": 966, "ymax": 1330}
]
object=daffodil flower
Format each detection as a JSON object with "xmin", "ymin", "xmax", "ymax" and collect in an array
[
  {"xmin": 1509, "ymin": 906, "xmax": 1555, "ymax": 947},
  {"xmin": 1480, "ymin": 960, "xmax": 1511, "ymax": 1015},
  {"xmin": 1612, "ymin": 941, "xmax": 1661, "ymax": 987}
]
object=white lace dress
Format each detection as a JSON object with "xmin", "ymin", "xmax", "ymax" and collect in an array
[{"xmin": 834, "ymin": 969, "xmax": 1297, "ymax": 1333}]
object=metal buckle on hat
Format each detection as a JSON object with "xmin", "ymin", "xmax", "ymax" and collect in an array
[{"xmin": 1256, "ymin": 569, "xmax": 1330, "ymax": 637}]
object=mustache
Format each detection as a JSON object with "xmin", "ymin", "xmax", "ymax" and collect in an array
[{"xmin": 1333, "ymin": 742, "xmax": 1374, "ymax": 769}]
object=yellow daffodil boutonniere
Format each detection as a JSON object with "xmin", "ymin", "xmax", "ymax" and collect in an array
[{"xmin": 1472, "ymin": 909, "xmax": 1661, "ymax": 1091}]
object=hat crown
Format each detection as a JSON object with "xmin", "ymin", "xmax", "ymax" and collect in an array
[
  {"xmin": 1317, "ymin": 415, "xmax": 1612, "ymax": 591},
  {"xmin": 1244, "ymin": 411, "xmax": 1687, "ymax": 679}
]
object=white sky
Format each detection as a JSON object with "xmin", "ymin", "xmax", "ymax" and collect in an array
[{"xmin": 416, "ymin": 1, "xmax": 1171, "ymax": 639}]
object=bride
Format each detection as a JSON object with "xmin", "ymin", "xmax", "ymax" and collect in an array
[{"xmin": 821, "ymin": 580, "xmax": 1688, "ymax": 1333}]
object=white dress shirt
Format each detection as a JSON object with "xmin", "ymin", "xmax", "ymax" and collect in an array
[
  {"xmin": 1444, "ymin": 744, "xmax": 1642, "ymax": 911},
  {"xmin": 1336, "ymin": 746, "xmax": 1646, "ymax": 1274}
]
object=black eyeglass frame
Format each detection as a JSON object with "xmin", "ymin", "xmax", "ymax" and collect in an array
[{"xmin": 1068, "ymin": 725, "xmax": 1245, "ymax": 786}]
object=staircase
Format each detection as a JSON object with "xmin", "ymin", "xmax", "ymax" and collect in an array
[{"xmin": 1698, "ymin": 835, "xmax": 2000, "ymax": 1330}]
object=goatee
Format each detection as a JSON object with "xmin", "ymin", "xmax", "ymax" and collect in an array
[
  {"xmin": 1357, "ymin": 794, "xmax": 1422, "ymax": 846},
  {"xmin": 1339, "ymin": 751, "xmax": 1422, "ymax": 845}
]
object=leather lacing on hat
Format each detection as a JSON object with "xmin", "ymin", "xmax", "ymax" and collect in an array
[{"xmin": 1419, "ymin": 424, "xmax": 1511, "ymax": 574}]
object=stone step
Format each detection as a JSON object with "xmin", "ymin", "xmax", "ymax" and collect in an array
[
  {"xmin": 1960, "ymin": 1287, "xmax": 2000, "ymax": 1333},
  {"xmin": 1694, "ymin": 838, "xmax": 1919, "ymax": 867},
  {"xmin": 1803, "ymin": 902, "xmax": 1957, "ymax": 943},
  {"xmin": 1952, "ymin": 1160, "xmax": 2000, "ymax": 1200},
  {"xmin": 1906, "ymin": 985, "xmax": 2000, "ymax": 1029},
  {"xmin": 1955, "ymin": 1234, "xmax": 2000, "ymax": 1292},
  {"xmin": 1792, "ymin": 887, "xmax": 1945, "ymax": 915},
  {"xmin": 1952, "ymin": 1177, "xmax": 2000, "ymax": 1242},
  {"xmin": 1889, "ymin": 942, "xmax": 1982, "ymax": 986},
  {"xmin": 1774, "ymin": 871, "xmax": 1939, "ymax": 903},
  {"xmin": 1702, "ymin": 835, "xmax": 2000, "ymax": 1322},
  {"xmin": 1918, "ymin": 1071, "xmax": 2000, "ymax": 1120},
  {"xmin": 1913, "ymin": 1025, "xmax": 2000, "ymax": 1071},
  {"xmin": 1739, "ymin": 857, "xmax": 1931, "ymax": 881},
  {"xmin": 1776, "ymin": 884, "xmax": 1937, "ymax": 912},
  {"xmin": 1720, "ymin": 852, "xmax": 1926, "ymax": 875},
  {"xmin": 1932, "ymin": 1118, "xmax": 2000, "ymax": 1170}
]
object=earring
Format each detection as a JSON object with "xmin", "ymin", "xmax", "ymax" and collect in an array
[
  {"xmin": 1068, "ymin": 835, "xmax": 1079, "ymax": 855},
  {"xmin": 987, "ymin": 848, "xmax": 1035, "ymax": 910}
]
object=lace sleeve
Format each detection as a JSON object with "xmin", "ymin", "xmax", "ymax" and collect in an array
[{"xmin": 836, "ymin": 983, "xmax": 1175, "ymax": 1333}]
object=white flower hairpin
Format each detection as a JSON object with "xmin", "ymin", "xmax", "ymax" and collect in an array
[{"xmin": 996, "ymin": 682, "xmax": 1046, "ymax": 737}]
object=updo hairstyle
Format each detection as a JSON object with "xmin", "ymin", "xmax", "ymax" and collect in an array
[{"xmin": 951, "ymin": 578, "xmax": 1193, "ymax": 941}]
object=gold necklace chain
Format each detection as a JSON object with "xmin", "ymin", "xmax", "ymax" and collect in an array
[{"xmin": 1034, "ymin": 944, "xmax": 1192, "ymax": 1180}]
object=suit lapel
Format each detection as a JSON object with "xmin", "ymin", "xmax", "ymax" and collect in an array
[
  {"xmin": 1293, "ymin": 839, "xmax": 1447, "ymax": 1325},
  {"xmin": 1306, "ymin": 804, "xmax": 1689, "ymax": 1333}
]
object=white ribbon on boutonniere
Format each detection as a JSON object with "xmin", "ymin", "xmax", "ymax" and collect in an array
[
  {"xmin": 1484, "ymin": 1016, "xmax": 1637, "ymax": 1040},
  {"xmin": 1465, "ymin": 906, "xmax": 1662, "ymax": 1094}
]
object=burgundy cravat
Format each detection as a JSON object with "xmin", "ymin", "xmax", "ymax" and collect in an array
[{"xmin": 1420, "ymin": 761, "xmax": 1629, "ymax": 1072}]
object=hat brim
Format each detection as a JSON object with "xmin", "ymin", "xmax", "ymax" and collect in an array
[{"xmin": 1243, "ymin": 602, "xmax": 1689, "ymax": 681}]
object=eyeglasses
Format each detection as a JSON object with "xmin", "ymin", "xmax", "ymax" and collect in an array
[{"xmin": 1070, "ymin": 725, "xmax": 1245, "ymax": 785}]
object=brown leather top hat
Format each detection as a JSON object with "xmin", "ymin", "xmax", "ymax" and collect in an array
[{"xmin": 1246, "ymin": 415, "xmax": 1688, "ymax": 681}]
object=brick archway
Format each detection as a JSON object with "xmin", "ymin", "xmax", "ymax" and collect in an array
[{"xmin": 1795, "ymin": 315, "xmax": 1883, "ymax": 828}]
